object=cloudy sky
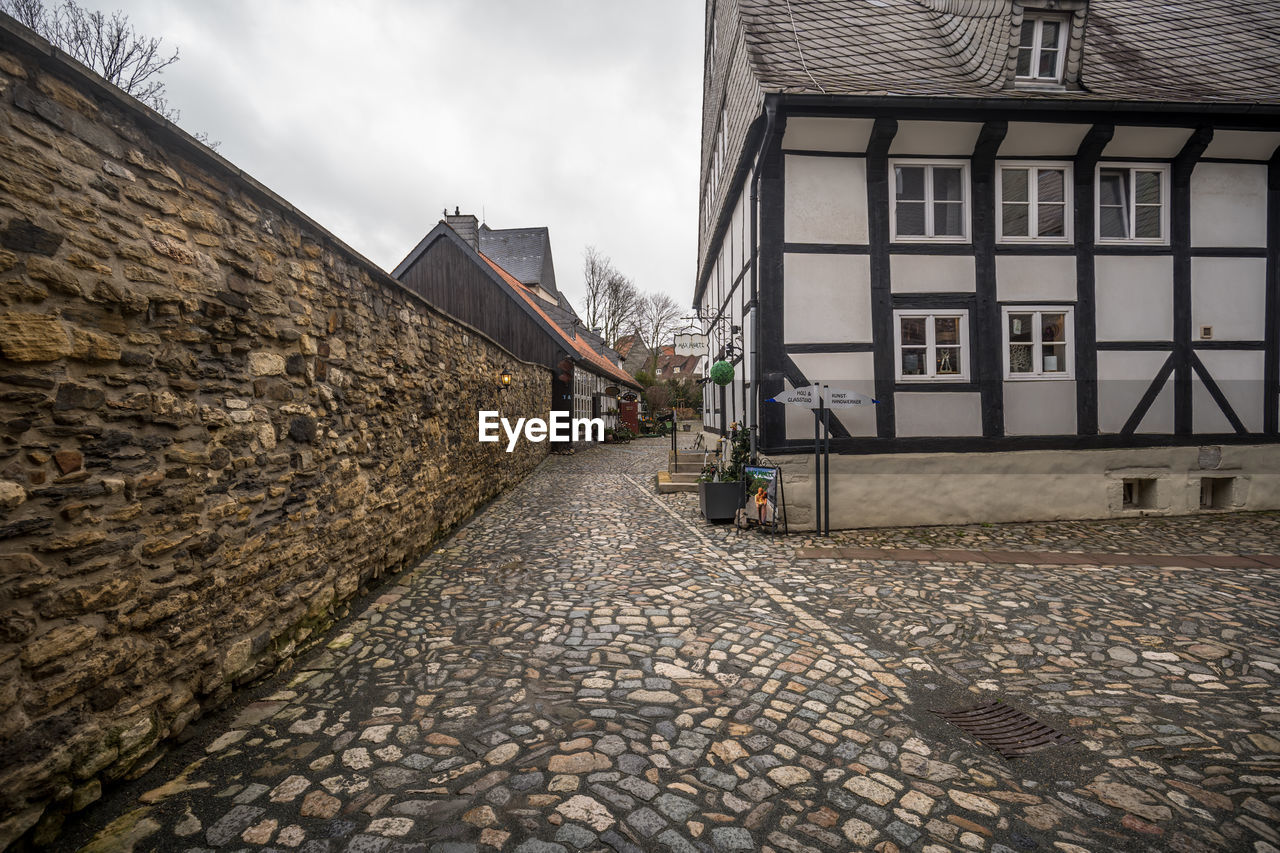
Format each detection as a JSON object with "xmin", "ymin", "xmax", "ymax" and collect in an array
[{"xmin": 104, "ymin": 1, "xmax": 705, "ymax": 315}]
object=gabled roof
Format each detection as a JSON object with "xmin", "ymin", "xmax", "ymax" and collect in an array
[
  {"xmin": 735, "ymin": 0, "xmax": 1280, "ymax": 103},
  {"xmin": 478, "ymin": 225, "xmax": 560, "ymax": 297},
  {"xmin": 477, "ymin": 253, "xmax": 640, "ymax": 391}
]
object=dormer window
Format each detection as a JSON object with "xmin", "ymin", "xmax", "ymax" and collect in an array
[{"xmin": 1016, "ymin": 15, "xmax": 1067, "ymax": 83}]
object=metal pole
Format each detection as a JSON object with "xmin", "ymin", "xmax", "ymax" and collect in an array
[
  {"xmin": 823, "ymin": 384, "xmax": 831, "ymax": 536},
  {"xmin": 815, "ymin": 381, "xmax": 824, "ymax": 536}
]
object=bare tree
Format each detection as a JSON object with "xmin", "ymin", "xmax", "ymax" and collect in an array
[
  {"xmin": 636, "ymin": 292, "xmax": 682, "ymax": 375},
  {"xmin": 3, "ymin": 0, "xmax": 178, "ymax": 119},
  {"xmin": 580, "ymin": 246, "xmax": 640, "ymax": 347}
]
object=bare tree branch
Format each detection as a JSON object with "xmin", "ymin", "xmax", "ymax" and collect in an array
[
  {"xmin": 579, "ymin": 246, "xmax": 641, "ymax": 348},
  {"xmin": 2, "ymin": 0, "xmax": 179, "ymax": 120},
  {"xmin": 636, "ymin": 292, "xmax": 682, "ymax": 375}
]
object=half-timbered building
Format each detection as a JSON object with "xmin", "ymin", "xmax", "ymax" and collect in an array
[{"xmin": 696, "ymin": 0, "xmax": 1280, "ymax": 527}]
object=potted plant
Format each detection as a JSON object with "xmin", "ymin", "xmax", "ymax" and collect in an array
[{"xmin": 698, "ymin": 423, "xmax": 752, "ymax": 522}]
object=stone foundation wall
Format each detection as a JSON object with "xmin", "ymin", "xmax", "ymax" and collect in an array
[{"xmin": 0, "ymin": 23, "xmax": 550, "ymax": 845}]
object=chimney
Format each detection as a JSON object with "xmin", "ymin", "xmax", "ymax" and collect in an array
[{"xmin": 445, "ymin": 207, "xmax": 479, "ymax": 250}]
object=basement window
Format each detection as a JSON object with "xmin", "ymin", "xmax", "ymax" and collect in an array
[
  {"xmin": 1200, "ymin": 477, "xmax": 1234, "ymax": 510},
  {"xmin": 1122, "ymin": 478, "xmax": 1156, "ymax": 509}
]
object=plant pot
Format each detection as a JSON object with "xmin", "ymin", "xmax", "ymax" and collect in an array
[{"xmin": 699, "ymin": 480, "xmax": 745, "ymax": 522}]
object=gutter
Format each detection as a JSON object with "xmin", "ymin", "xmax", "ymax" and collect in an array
[{"xmin": 748, "ymin": 96, "xmax": 779, "ymax": 460}]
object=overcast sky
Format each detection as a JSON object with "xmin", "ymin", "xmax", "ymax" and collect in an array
[{"xmin": 106, "ymin": 1, "xmax": 704, "ymax": 315}]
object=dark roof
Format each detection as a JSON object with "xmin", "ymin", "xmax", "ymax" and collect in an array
[
  {"xmin": 478, "ymin": 225, "xmax": 560, "ymax": 297},
  {"xmin": 736, "ymin": 0, "xmax": 1280, "ymax": 103}
]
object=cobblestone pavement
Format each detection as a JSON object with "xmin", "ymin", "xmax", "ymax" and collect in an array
[{"xmin": 71, "ymin": 439, "xmax": 1280, "ymax": 853}]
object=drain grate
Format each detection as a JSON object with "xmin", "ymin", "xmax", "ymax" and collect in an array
[{"xmin": 933, "ymin": 700, "xmax": 1076, "ymax": 758}]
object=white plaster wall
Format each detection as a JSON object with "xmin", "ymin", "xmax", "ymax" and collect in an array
[
  {"xmin": 1097, "ymin": 350, "xmax": 1173, "ymax": 433},
  {"xmin": 1095, "ymin": 256, "xmax": 1174, "ymax": 341},
  {"xmin": 781, "ymin": 117, "xmax": 875, "ymax": 152},
  {"xmin": 998, "ymin": 123, "xmax": 1091, "ymax": 157},
  {"xmin": 895, "ymin": 392, "xmax": 982, "ymax": 437},
  {"xmin": 783, "ymin": 353, "xmax": 877, "ymax": 438},
  {"xmin": 1190, "ymin": 163, "xmax": 1268, "ymax": 248},
  {"xmin": 1191, "ymin": 257, "xmax": 1268, "ymax": 341},
  {"xmin": 1194, "ymin": 350, "xmax": 1264, "ymax": 434},
  {"xmin": 1102, "ymin": 126, "xmax": 1193, "ymax": 158},
  {"xmin": 785, "ymin": 156, "xmax": 869, "ymax": 244},
  {"xmin": 775, "ymin": 444, "xmax": 1280, "ymax": 529},
  {"xmin": 995, "ymin": 255, "xmax": 1077, "ymax": 302},
  {"xmin": 783, "ymin": 253, "xmax": 872, "ymax": 343},
  {"xmin": 1201, "ymin": 131, "xmax": 1280, "ymax": 160},
  {"xmin": 890, "ymin": 254, "xmax": 976, "ymax": 293},
  {"xmin": 888, "ymin": 121, "xmax": 983, "ymax": 156},
  {"xmin": 1004, "ymin": 380, "xmax": 1077, "ymax": 436}
]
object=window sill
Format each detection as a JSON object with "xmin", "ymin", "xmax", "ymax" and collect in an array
[
  {"xmin": 1012, "ymin": 80, "xmax": 1067, "ymax": 92},
  {"xmin": 890, "ymin": 236, "xmax": 971, "ymax": 245},
  {"xmin": 1004, "ymin": 374, "xmax": 1075, "ymax": 381},
  {"xmin": 1096, "ymin": 238, "xmax": 1170, "ymax": 247}
]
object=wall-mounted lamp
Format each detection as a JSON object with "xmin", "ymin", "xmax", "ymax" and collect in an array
[{"xmin": 499, "ymin": 369, "xmax": 513, "ymax": 389}]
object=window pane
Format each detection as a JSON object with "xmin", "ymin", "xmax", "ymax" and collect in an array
[
  {"xmin": 1009, "ymin": 344, "xmax": 1034, "ymax": 373},
  {"xmin": 1041, "ymin": 313, "xmax": 1066, "ymax": 343},
  {"xmin": 933, "ymin": 168, "xmax": 963, "ymax": 201},
  {"xmin": 934, "ymin": 201, "xmax": 964, "ymax": 236},
  {"xmin": 1043, "ymin": 343, "xmax": 1067, "ymax": 373},
  {"xmin": 896, "ymin": 201, "xmax": 926, "ymax": 236},
  {"xmin": 1037, "ymin": 169, "xmax": 1065, "ymax": 203},
  {"xmin": 895, "ymin": 166, "xmax": 925, "ymax": 200},
  {"xmin": 1098, "ymin": 171, "xmax": 1127, "ymax": 207},
  {"xmin": 935, "ymin": 316, "xmax": 960, "ymax": 345},
  {"xmin": 936, "ymin": 347, "xmax": 961, "ymax": 375},
  {"xmin": 1019, "ymin": 19, "xmax": 1036, "ymax": 49},
  {"xmin": 1002, "ymin": 168, "xmax": 1029, "ymax": 203},
  {"xmin": 1135, "ymin": 170, "xmax": 1162, "ymax": 205},
  {"xmin": 1038, "ymin": 202, "xmax": 1065, "ymax": 237},
  {"xmin": 1016, "ymin": 47, "xmax": 1033, "ymax": 77},
  {"xmin": 1099, "ymin": 206, "xmax": 1128, "ymax": 239},
  {"xmin": 901, "ymin": 348, "xmax": 926, "ymax": 376},
  {"xmin": 1003, "ymin": 202, "xmax": 1030, "ymax": 237},
  {"xmin": 1038, "ymin": 46, "xmax": 1060, "ymax": 79},
  {"xmin": 1040, "ymin": 20, "xmax": 1061, "ymax": 50},
  {"xmin": 900, "ymin": 316, "xmax": 926, "ymax": 346},
  {"xmin": 1008, "ymin": 313, "xmax": 1033, "ymax": 343},
  {"xmin": 1135, "ymin": 205, "xmax": 1161, "ymax": 239}
]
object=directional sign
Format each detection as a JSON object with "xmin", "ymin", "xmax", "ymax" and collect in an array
[
  {"xmin": 825, "ymin": 388, "xmax": 878, "ymax": 408},
  {"xmin": 766, "ymin": 387, "xmax": 816, "ymax": 406}
]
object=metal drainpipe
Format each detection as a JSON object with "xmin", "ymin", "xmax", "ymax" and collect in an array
[{"xmin": 749, "ymin": 99, "xmax": 777, "ymax": 461}]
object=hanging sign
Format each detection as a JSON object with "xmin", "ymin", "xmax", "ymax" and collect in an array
[
  {"xmin": 825, "ymin": 388, "xmax": 878, "ymax": 408},
  {"xmin": 674, "ymin": 333, "xmax": 708, "ymax": 357},
  {"xmin": 766, "ymin": 387, "xmax": 816, "ymax": 406}
]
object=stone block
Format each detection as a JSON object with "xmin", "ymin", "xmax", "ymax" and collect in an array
[
  {"xmin": 0, "ymin": 218, "xmax": 63, "ymax": 255},
  {"xmin": 249, "ymin": 351, "xmax": 286, "ymax": 376},
  {"xmin": 0, "ymin": 312, "xmax": 72, "ymax": 361}
]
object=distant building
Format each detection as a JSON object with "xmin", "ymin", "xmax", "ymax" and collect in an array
[
  {"xmin": 696, "ymin": 0, "xmax": 1280, "ymax": 527},
  {"xmin": 394, "ymin": 214, "xmax": 639, "ymax": 439}
]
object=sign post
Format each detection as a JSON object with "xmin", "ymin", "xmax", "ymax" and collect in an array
[{"xmin": 767, "ymin": 384, "xmax": 878, "ymax": 535}]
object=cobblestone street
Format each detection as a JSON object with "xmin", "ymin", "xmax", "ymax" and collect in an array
[{"xmin": 71, "ymin": 439, "xmax": 1280, "ymax": 853}]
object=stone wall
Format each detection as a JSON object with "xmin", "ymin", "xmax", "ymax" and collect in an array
[{"xmin": 0, "ymin": 22, "xmax": 551, "ymax": 846}]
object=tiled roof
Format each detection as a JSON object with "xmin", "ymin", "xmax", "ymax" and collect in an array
[
  {"xmin": 478, "ymin": 253, "xmax": 639, "ymax": 391},
  {"xmin": 478, "ymin": 226, "xmax": 559, "ymax": 296},
  {"xmin": 735, "ymin": 0, "xmax": 1280, "ymax": 102}
]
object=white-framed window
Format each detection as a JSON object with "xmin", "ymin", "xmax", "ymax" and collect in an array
[
  {"xmin": 1096, "ymin": 164, "xmax": 1169, "ymax": 243},
  {"xmin": 894, "ymin": 310, "xmax": 969, "ymax": 381},
  {"xmin": 1003, "ymin": 306, "xmax": 1074, "ymax": 379},
  {"xmin": 997, "ymin": 163, "xmax": 1071, "ymax": 242},
  {"xmin": 890, "ymin": 160, "xmax": 970, "ymax": 242},
  {"xmin": 1016, "ymin": 15, "xmax": 1068, "ymax": 83}
]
